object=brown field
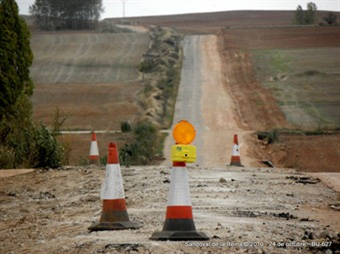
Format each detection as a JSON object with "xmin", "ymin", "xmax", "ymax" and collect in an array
[
  {"xmin": 32, "ymin": 83, "xmax": 142, "ymax": 130},
  {"xmin": 112, "ymin": 10, "xmax": 339, "ymax": 34},
  {"xmin": 220, "ymin": 26, "xmax": 340, "ymax": 50},
  {"xmin": 29, "ymin": 28, "xmax": 150, "ymax": 164},
  {"xmin": 30, "ymin": 32, "xmax": 149, "ymax": 84}
]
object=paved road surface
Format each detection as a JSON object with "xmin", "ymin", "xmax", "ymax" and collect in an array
[
  {"xmin": 163, "ymin": 36, "xmax": 204, "ymax": 166},
  {"xmin": 163, "ymin": 35, "xmax": 255, "ymax": 167}
]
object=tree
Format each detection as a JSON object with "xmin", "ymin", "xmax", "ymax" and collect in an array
[
  {"xmin": 0, "ymin": 0, "xmax": 33, "ymax": 117},
  {"xmin": 0, "ymin": 0, "xmax": 63, "ymax": 168},
  {"xmin": 305, "ymin": 2, "xmax": 318, "ymax": 25},
  {"xmin": 294, "ymin": 5, "xmax": 305, "ymax": 25},
  {"xmin": 323, "ymin": 12, "xmax": 337, "ymax": 25},
  {"xmin": 293, "ymin": 2, "xmax": 318, "ymax": 25},
  {"xmin": 29, "ymin": 0, "xmax": 104, "ymax": 30}
]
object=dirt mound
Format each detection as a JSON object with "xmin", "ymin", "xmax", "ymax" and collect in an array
[{"xmin": 256, "ymin": 133, "xmax": 340, "ymax": 172}]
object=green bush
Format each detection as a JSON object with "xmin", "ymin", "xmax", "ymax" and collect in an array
[
  {"xmin": 120, "ymin": 121, "xmax": 132, "ymax": 132},
  {"xmin": 257, "ymin": 129, "xmax": 280, "ymax": 144},
  {"xmin": 0, "ymin": 146, "xmax": 15, "ymax": 169},
  {"xmin": 119, "ymin": 121, "xmax": 158, "ymax": 166},
  {"xmin": 139, "ymin": 59, "xmax": 155, "ymax": 73},
  {"xmin": 33, "ymin": 123, "xmax": 63, "ymax": 168}
]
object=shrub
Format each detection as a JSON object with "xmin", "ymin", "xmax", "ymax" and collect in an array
[
  {"xmin": 119, "ymin": 121, "xmax": 158, "ymax": 166},
  {"xmin": 139, "ymin": 59, "xmax": 155, "ymax": 73},
  {"xmin": 257, "ymin": 129, "xmax": 280, "ymax": 144},
  {"xmin": 33, "ymin": 123, "xmax": 63, "ymax": 168},
  {"xmin": 120, "ymin": 121, "xmax": 132, "ymax": 132},
  {"xmin": 0, "ymin": 146, "xmax": 15, "ymax": 169}
]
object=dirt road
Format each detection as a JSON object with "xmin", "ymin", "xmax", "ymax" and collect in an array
[
  {"xmin": 163, "ymin": 35, "xmax": 256, "ymax": 167},
  {"xmin": 1, "ymin": 166, "xmax": 339, "ymax": 253}
]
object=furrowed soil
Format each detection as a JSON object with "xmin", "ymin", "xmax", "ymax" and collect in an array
[
  {"xmin": 113, "ymin": 11, "xmax": 339, "ymax": 34},
  {"xmin": 30, "ymin": 32, "xmax": 149, "ymax": 84},
  {"xmin": 30, "ymin": 30, "xmax": 150, "ymax": 164},
  {"xmin": 0, "ymin": 166, "xmax": 339, "ymax": 254}
]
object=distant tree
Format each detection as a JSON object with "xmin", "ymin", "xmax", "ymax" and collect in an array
[
  {"xmin": 293, "ymin": 2, "xmax": 318, "ymax": 25},
  {"xmin": 29, "ymin": 0, "xmax": 104, "ymax": 30},
  {"xmin": 305, "ymin": 2, "xmax": 318, "ymax": 25},
  {"xmin": 323, "ymin": 12, "xmax": 337, "ymax": 25},
  {"xmin": 294, "ymin": 5, "xmax": 305, "ymax": 25}
]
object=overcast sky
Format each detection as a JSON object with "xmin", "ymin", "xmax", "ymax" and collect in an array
[{"xmin": 17, "ymin": 0, "xmax": 340, "ymax": 19}]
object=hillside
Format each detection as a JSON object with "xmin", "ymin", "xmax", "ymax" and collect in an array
[
  {"xmin": 107, "ymin": 10, "xmax": 340, "ymax": 34},
  {"xmin": 218, "ymin": 24, "xmax": 340, "ymax": 172}
]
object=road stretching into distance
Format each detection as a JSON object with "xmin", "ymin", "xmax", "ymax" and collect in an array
[{"xmin": 163, "ymin": 35, "xmax": 255, "ymax": 167}]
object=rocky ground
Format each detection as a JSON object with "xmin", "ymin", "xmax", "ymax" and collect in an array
[{"xmin": 0, "ymin": 166, "xmax": 339, "ymax": 254}]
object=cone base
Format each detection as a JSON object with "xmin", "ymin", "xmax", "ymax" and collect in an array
[
  {"xmin": 89, "ymin": 159, "xmax": 100, "ymax": 165},
  {"xmin": 150, "ymin": 230, "xmax": 209, "ymax": 241},
  {"xmin": 88, "ymin": 221, "xmax": 141, "ymax": 231},
  {"xmin": 229, "ymin": 162, "xmax": 244, "ymax": 167}
]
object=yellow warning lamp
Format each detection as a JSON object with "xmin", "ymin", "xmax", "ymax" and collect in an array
[{"xmin": 171, "ymin": 120, "xmax": 197, "ymax": 163}]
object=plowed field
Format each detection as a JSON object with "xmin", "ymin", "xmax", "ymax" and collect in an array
[{"xmin": 30, "ymin": 32, "xmax": 149, "ymax": 84}]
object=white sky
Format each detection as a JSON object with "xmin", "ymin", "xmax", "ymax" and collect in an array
[{"xmin": 17, "ymin": 0, "xmax": 340, "ymax": 19}]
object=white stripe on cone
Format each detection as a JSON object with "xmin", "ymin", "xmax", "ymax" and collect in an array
[
  {"xmin": 232, "ymin": 144, "xmax": 240, "ymax": 156},
  {"xmin": 167, "ymin": 166, "xmax": 191, "ymax": 206},
  {"xmin": 90, "ymin": 141, "xmax": 99, "ymax": 156},
  {"xmin": 100, "ymin": 164, "xmax": 125, "ymax": 200}
]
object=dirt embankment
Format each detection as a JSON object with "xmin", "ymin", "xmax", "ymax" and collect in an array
[
  {"xmin": 217, "ymin": 37, "xmax": 287, "ymax": 131},
  {"xmin": 0, "ymin": 166, "xmax": 339, "ymax": 253},
  {"xmin": 138, "ymin": 26, "xmax": 183, "ymax": 128}
]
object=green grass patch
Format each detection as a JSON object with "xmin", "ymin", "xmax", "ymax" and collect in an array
[{"xmin": 252, "ymin": 47, "xmax": 340, "ymax": 129}]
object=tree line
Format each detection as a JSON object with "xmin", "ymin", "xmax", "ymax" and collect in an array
[
  {"xmin": 294, "ymin": 2, "xmax": 337, "ymax": 25},
  {"xmin": 29, "ymin": 0, "xmax": 104, "ymax": 30}
]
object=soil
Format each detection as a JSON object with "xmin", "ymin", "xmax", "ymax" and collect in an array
[
  {"xmin": 217, "ymin": 28, "xmax": 340, "ymax": 173},
  {"xmin": 113, "ymin": 11, "xmax": 339, "ymax": 34},
  {"xmin": 32, "ymin": 82, "xmax": 142, "ymax": 130},
  {"xmin": 30, "ymin": 31, "xmax": 149, "ymax": 84},
  {"xmin": 0, "ymin": 166, "xmax": 339, "ymax": 254},
  {"xmin": 256, "ymin": 133, "xmax": 340, "ymax": 173},
  {"xmin": 219, "ymin": 26, "xmax": 340, "ymax": 50}
]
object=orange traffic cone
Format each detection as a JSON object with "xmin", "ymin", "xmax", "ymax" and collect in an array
[
  {"xmin": 88, "ymin": 143, "xmax": 141, "ymax": 231},
  {"xmin": 89, "ymin": 132, "xmax": 99, "ymax": 164},
  {"xmin": 229, "ymin": 134, "xmax": 243, "ymax": 167},
  {"xmin": 150, "ymin": 161, "xmax": 209, "ymax": 241}
]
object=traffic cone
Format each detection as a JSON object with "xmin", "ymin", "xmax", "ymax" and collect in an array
[
  {"xmin": 89, "ymin": 132, "xmax": 99, "ymax": 164},
  {"xmin": 88, "ymin": 143, "xmax": 141, "ymax": 231},
  {"xmin": 150, "ymin": 161, "xmax": 209, "ymax": 241},
  {"xmin": 229, "ymin": 134, "xmax": 243, "ymax": 167}
]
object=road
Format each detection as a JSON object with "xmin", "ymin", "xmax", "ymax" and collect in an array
[
  {"xmin": 163, "ymin": 35, "xmax": 256, "ymax": 167},
  {"xmin": 1, "ymin": 166, "xmax": 339, "ymax": 253}
]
